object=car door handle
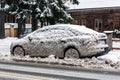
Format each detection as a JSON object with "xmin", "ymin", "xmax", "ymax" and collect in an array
[
  {"xmin": 40, "ymin": 41, "xmax": 44, "ymax": 43},
  {"xmin": 60, "ymin": 40, "xmax": 66, "ymax": 43}
]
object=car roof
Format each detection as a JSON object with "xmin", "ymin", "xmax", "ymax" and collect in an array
[
  {"xmin": 51, "ymin": 24, "xmax": 99, "ymax": 34},
  {"xmin": 28, "ymin": 24, "xmax": 99, "ymax": 37}
]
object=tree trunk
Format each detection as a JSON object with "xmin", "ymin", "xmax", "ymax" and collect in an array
[
  {"xmin": 0, "ymin": 11, "xmax": 5, "ymax": 39},
  {"xmin": 0, "ymin": 2, "xmax": 5, "ymax": 38},
  {"xmin": 40, "ymin": 20, "xmax": 44, "ymax": 28},
  {"xmin": 17, "ymin": 19, "xmax": 22, "ymax": 38},
  {"xmin": 17, "ymin": 19, "xmax": 25, "ymax": 38},
  {"xmin": 32, "ymin": 13, "xmax": 37, "ymax": 31},
  {"xmin": 32, "ymin": 5, "xmax": 37, "ymax": 31},
  {"xmin": 49, "ymin": 18, "xmax": 55, "ymax": 25}
]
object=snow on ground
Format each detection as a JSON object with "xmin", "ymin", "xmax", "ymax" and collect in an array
[
  {"xmin": 0, "ymin": 37, "xmax": 18, "ymax": 61},
  {"xmin": 12, "ymin": 56, "xmax": 120, "ymax": 70},
  {"xmin": 0, "ymin": 37, "xmax": 18, "ymax": 56},
  {"xmin": 1, "ymin": 37, "xmax": 120, "ymax": 70},
  {"xmin": 98, "ymin": 50, "xmax": 120, "ymax": 62},
  {"xmin": 98, "ymin": 38, "xmax": 120, "ymax": 62}
]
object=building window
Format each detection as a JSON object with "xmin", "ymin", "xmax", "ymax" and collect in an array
[
  {"xmin": 27, "ymin": 15, "xmax": 32, "ymax": 24},
  {"xmin": 114, "ymin": 17, "xmax": 120, "ymax": 28},
  {"xmin": 95, "ymin": 19, "xmax": 102, "ymax": 32},
  {"xmin": 73, "ymin": 20, "xmax": 78, "ymax": 24},
  {"xmin": 80, "ymin": 19, "xmax": 86, "ymax": 26}
]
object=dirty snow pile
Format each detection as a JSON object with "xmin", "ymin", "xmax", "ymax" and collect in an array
[{"xmin": 12, "ymin": 55, "xmax": 120, "ymax": 70}]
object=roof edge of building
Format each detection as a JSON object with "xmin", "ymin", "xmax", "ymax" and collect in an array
[{"xmin": 67, "ymin": 6, "xmax": 120, "ymax": 12}]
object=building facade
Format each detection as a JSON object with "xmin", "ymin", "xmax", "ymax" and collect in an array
[
  {"xmin": 66, "ymin": 0, "xmax": 120, "ymax": 32},
  {"xmin": 68, "ymin": 7, "xmax": 120, "ymax": 32}
]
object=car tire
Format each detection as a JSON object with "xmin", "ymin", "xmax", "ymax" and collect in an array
[
  {"xmin": 64, "ymin": 47, "xmax": 80, "ymax": 59},
  {"xmin": 13, "ymin": 46, "xmax": 25, "ymax": 57}
]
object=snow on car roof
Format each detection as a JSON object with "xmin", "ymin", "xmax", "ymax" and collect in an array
[
  {"xmin": 55, "ymin": 24, "xmax": 99, "ymax": 34},
  {"xmin": 27, "ymin": 24, "xmax": 100, "ymax": 38}
]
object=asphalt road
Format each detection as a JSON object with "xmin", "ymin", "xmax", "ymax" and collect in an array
[
  {"xmin": 0, "ymin": 71, "xmax": 96, "ymax": 80},
  {"xmin": 0, "ymin": 61, "xmax": 119, "ymax": 80},
  {"xmin": 0, "ymin": 71, "xmax": 59, "ymax": 80}
]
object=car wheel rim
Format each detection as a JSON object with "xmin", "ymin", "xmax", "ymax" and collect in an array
[
  {"xmin": 65, "ymin": 48, "xmax": 79, "ymax": 59},
  {"xmin": 14, "ymin": 47, "xmax": 24, "ymax": 57}
]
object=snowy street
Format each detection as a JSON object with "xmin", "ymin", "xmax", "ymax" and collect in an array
[{"xmin": 0, "ymin": 61, "xmax": 120, "ymax": 80}]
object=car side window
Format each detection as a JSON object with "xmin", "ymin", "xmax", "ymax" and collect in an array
[
  {"xmin": 31, "ymin": 28, "xmax": 50, "ymax": 39},
  {"xmin": 69, "ymin": 29, "xmax": 83, "ymax": 36},
  {"xmin": 32, "ymin": 27, "xmax": 75, "ymax": 39},
  {"xmin": 47, "ymin": 30, "xmax": 65, "ymax": 39},
  {"xmin": 45, "ymin": 29, "xmax": 74, "ymax": 39}
]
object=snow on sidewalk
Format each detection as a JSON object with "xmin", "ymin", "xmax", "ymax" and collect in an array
[
  {"xmin": 98, "ymin": 38, "xmax": 120, "ymax": 62},
  {"xmin": 98, "ymin": 50, "xmax": 120, "ymax": 62},
  {"xmin": 0, "ymin": 37, "xmax": 18, "ymax": 56}
]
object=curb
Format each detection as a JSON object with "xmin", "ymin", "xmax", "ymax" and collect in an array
[{"xmin": 0, "ymin": 60, "xmax": 120, "ymax": 75}]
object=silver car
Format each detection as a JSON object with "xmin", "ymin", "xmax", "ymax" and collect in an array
[{"xmin": 10, "ymin": 24, "xmax": 109, "ymax": 58}]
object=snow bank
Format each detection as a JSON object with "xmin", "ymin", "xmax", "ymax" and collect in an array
[
  {"xmin": 12, "ymin": 56, "xmax": 120, "ymax": 70},
  {"xmin": 0, "ymin": 37, "xmax": 15, "ymax": 45},
  {"xmin": 0, "ymin": 37, "xmax": 18, "ymax": 56},
  {"xmin": 98, "ymin": 50, "xmax": 120, "ymax": 62}
]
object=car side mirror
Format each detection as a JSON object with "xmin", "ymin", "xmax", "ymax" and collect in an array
[{"xmin": 28, "ymin": 36, "xmax": 32, "ymax": 42}]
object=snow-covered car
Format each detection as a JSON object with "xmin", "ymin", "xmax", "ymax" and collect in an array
[{"xmin": 10, "ymin": 24, "xmax": 109, "ymax": 58}]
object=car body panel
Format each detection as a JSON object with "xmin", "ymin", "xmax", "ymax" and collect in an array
[{"xmin": 10, "ymin": 24, "xmax": 109, "ymax": 58}]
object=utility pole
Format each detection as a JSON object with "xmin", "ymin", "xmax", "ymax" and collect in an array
[{"xmin": 0, "ymin": 0, "xmax": 5, "ymax": 38}]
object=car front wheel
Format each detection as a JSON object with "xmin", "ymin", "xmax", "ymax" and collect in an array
[
  {"xmin": 13, "ymin": 46, "xmax": 25, "ymax": 57},
  {"xmin": 64, "ymin": 48, "xmax": 80, "ymax": 59}
]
